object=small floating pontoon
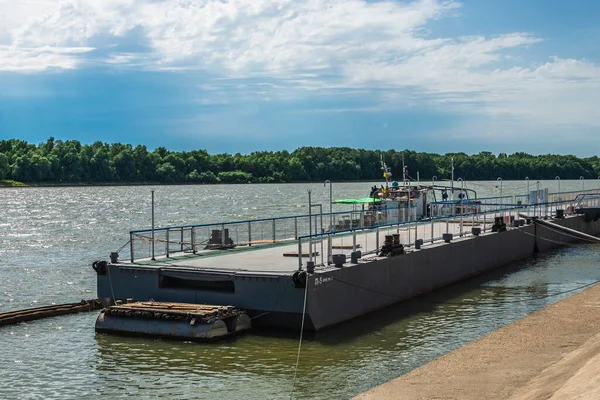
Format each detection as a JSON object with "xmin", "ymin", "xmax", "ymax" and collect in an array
[{"xmin": 95, "ymin": 301, "xmax": 251, "ymax": 341}]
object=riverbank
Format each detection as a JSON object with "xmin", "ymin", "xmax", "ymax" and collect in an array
[
  {"xmin": 356, "ymin": 281, "xmax": 600, "ymax": 400},
  {"xmin": 0, "ymin": 179, "xmax": 26, "ymax": 187}
]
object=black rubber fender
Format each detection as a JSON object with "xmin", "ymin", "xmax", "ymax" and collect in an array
[
  {"xmin": 292, "ymin": 270, "xmax": 307, "ymax": 288},
  {"xmin": 92, "ymin": 260, "xmax": 108, "ymax": 275}
]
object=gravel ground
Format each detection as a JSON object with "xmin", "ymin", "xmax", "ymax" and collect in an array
[{"xmin": 355, "ymin": 282, "xmax": 600, "ymax": 400}]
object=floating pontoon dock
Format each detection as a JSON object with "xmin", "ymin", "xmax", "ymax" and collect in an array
[{"xmin": 94, "ymin": 190, "xmax": 600, "ymax": 331}]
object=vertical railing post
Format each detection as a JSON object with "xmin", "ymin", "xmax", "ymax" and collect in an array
[
  {"xmin": 272, "ymin": 218, "xmax": 276, "ymax": 243},
  {"xmin": 415, "ymin": 217, "xmax": 419, "ymax": 244},
  {"xmin": 191, "ymin": 227, "xmax": 196, "ymax": 254},
  {"xmin": 151, "ymin": 190, "xmax": 155, "ymax": 261},
  {"xmin": 431, "ymin": 217, "xmax": 434, "ymax": 243},
  {"xmin": 294, "ymin": 217, "xmax": 298, "ymax": 239},
  {"xmin": 319, "ymin": 207, "xmax": 324, "ymax": 265},
  {"xmin": 408, "ymin": 216, "xmax": 411, "ymax": 246},
  {"xmin": 376, "ymin": 225, "xmax": 380, "ymax": 252},
  {"xmin": 221, "ymin": 224, "xmax": 225, "ymax": 247},
  {"xmin": 180, "ymin": 227, "xmax": 184, "ymax": 252},
  {"xmin": 298, "ymin": 238, "xmax": 303, "ymax": 271},
  {"xmin": 166, "ymin": 229, "xmax": 170, "ymax": 258},
  {"xmin": 248, "ymin": 221, "xmax": 252, "ymax": 246},
  {"xmin": 130, "ymin": 232, "xmax": 134, "ymax": 262},
  {"xmin": 327, "ymin": 217, "xmax": 332, "ymax": 265},
  {"xmin": 308, "ymin": 190, "xmax": 313, "ymax": 264},
  {"xmin": 483, "ymin": 211, "xmax": 487, "ymax": 232},
  {"xmin": 353, "ymin": 229, "xmax": 357, "ymax": 252}
]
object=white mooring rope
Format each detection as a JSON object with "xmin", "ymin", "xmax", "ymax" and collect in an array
[{"xmin": 289, "ymin": 275, "xmax": 309, "ymax": 399}]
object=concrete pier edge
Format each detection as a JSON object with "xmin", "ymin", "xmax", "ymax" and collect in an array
[{"xmin": 355, "ymin": 281, "xmax": 600, "ymax": 400}]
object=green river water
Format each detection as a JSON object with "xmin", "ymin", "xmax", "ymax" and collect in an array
[{"xmin": 1, "ymin": 180, "xmax": 599, "ymax": 399}]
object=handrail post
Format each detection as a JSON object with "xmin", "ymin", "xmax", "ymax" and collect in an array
[
  {"xmin": 298, "ymin": 238, "xmax": 303, "ymax": 271},
  {"xmin": 408, "ymin": 215, "xmax": 411, "ymax": 246},
  {"xmin": 151, "ymin": 189, "xmax": 155, "ymax": 261},
  {"xmin": 180, "ymin": 227, "xmax": 184, "ymax": 252},
  {"xmin": 166, "ymin": 229, "xmax": 170, "ymax": 258},
  {"xmin": 221, "ymin": 224, "xmax": 225, "ymax": 247},
  {"xmin": 431, "ymin": 217, "xmax": 434, "ymax": 243},
  {"xmin": 130, "ymin": 232, "xmax": 134, "ymax": 262},
  {"xmin": 327, "ymin": 227, "xmax": 332, "ymax": 265},
  {"xmin": 248, "ymin": 221, "xmax": 252, "ymax": 246},
  {"xmin": 483, "ymin": 210, "xmax": 487, "ymax": 232},
  {"xmin": 416, "ymin": 217, "xmax": 420, "ymax": 244},
  {"xmin": 353, "ymin": 229, "xmax": 357, "ymax": 252},
  {"xmin": 294, "ymin": 217, "xmax": 298, "ymax": 239},
  {"xmin": 308, "ymin": 190, "xmax": 313, "ymax": 263},
  {"xmin": 413, "ymin": 218, "xmax": 417, "ymax": 246},
  {"xmin": 376, "ymin": 225, "xmax": 380, "ymax": 252},
  {"xmin": 191, "ymin": 227, "xmax": 196, "ymax": 254},
  {"xmin": 319, "ymin": 206, "xmax": 324, "ymax": 265}
]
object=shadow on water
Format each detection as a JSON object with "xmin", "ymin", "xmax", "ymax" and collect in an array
[{"xmin": 308, "ymin": 252, "xmax": 554, "ymax": 345}]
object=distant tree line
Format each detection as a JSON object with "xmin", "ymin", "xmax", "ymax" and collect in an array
[{"xmin": 0, "ymin": 138, "xmax": 598, "ymax": 184}]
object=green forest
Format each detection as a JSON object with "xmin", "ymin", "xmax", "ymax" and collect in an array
[{"xmin": 1, "ymin": 138, "xmax": 599, "ymax": 184}]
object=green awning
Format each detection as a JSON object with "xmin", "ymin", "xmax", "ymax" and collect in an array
[{"xmin": 333, "ymin": 197, "xmax": 381, "ymax": 204}]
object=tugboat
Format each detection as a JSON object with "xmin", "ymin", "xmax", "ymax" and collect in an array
[{"xmin": 336, "ymin": 157, "xmax": 479, "ymax": 226}]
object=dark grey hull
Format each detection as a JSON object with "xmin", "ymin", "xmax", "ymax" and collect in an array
[{"xmin": 97, "ymin": 216, "xmax": 600, "ymax": 331}]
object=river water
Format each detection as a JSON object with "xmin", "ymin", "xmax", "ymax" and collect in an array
[{"xmin": 1, "ymin": 180, "xmax": 600, "ymax": 399}]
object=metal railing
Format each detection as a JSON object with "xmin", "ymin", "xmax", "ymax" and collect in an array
[
  {"xmin": 124, "ymin": 188, "xmax": 600, "ymax": 264},
  {"xmin": 127, "ymin": 204, "xmax": 416, "ymax": 262},
  {"xmin": 572, "ymin": 193, "xmax": 600, "ymax": 209},
  {"xmin": 296, "ymin": 190, "xmax": 600, "ymax": 271}
]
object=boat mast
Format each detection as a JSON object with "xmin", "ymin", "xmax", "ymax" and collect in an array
[
  {"xmin": 381, "ymin": 154, "xmax": 391, "ymax": 191},
  {"xmin": 402, "ymin": 153, "xmax": 406, "ymax": 187}
]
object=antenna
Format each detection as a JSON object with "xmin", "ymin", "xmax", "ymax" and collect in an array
[{"xmin": 402, "ymin": 153, "xmax": 407, "ymax": 187}]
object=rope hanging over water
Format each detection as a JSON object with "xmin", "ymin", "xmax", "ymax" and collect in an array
[{"xmin": 289, "ymin": 276, "xmax": 309, "ymax": 399}]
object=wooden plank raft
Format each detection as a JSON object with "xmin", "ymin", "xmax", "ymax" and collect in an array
[{"xmin": 104, "ymin": 301, "xmax": 244, "ymax": 325}]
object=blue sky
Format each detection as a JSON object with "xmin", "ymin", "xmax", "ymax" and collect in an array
[{"xmin": 0, "ymin": 0, "xmax": 599, "ymax": 156}]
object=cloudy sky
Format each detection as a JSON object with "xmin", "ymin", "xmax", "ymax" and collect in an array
[{"xmin": 1, "ymin": 0, "xmax": 599, "ymax": 155}]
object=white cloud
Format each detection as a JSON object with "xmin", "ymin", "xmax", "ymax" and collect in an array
[
  {"xmin": 0, "ymin": 0, "xmax": 460, "ymax": 73},
  {"xmin": 0, "ymin": 45, "xmax": 94, "ymax": 71},
  {"xmin": 0, "ymin": 0, "xmax": 599, "ymax": 138}
]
